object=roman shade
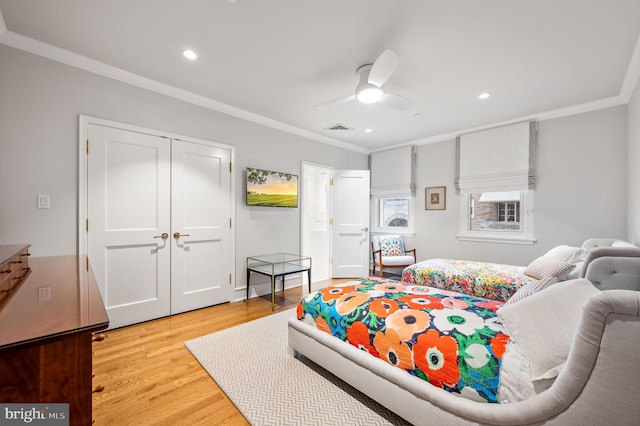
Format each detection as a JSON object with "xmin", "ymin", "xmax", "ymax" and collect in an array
[
  {"xmin": 370, "ymin": 146, "xmax": 416, "ymax": 196},
  {"xmin": 455, "ymin": 121, "xmax": 537, "ymax": 191}
]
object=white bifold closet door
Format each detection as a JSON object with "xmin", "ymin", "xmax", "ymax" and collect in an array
[
  {"xmin": 170, "ymin": 139, "xmax": 232, "ymax": 315},
  {"xmin": 87, "ymin": 124, "xmax": 232, "ymax": 329}
]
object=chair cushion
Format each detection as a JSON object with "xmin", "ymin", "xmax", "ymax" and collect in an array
[
  {"xmin": 380, "ymin": 255, "xmax": 415, "ymax": 266},
  {"xmin": 380, "ymin": 237, "xmax": 405, "ymax": 256}
]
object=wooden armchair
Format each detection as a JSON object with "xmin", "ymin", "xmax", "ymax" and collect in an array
[{"xmin": 371, "ymin": 235, "xmax": 417, "ymax": 277}]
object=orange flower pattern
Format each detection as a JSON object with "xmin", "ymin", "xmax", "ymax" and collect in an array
[
  {"xmin": 414, "ymin": 329, "xmax": 460, "ymax": 388},
  {"xmin": 384, "ymin": 309, "xmax": 431, "ymax": 341},
  {"xmin": 373, "ymin": 328, "xmax": 414, "ymax": 370},
  {"xmin": 369, "ymin": 298, "xmax": 399, "ymax": 318},
  {"xmin": 298, "ymin": 278, "xmax": 509, "ymax": 403},
  {"xmin": 346, "ymin": 321, "xmax": 379, "ymax": 357}
]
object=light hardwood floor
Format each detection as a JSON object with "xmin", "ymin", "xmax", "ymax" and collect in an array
[{"xmin": 92, "ymin": 279, "xmax": 351, "ymax": 425}]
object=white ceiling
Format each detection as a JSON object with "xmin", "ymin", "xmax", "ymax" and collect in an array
[{"xmin": 1, "ymin": 0, "xmax": 639, "ymax": 152}]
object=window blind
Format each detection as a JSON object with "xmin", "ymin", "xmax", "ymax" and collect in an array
[
  {"xmin": 370, "ymin": 146, "xmax": 416, "ymax": 196},
  {"xmin": 455, "ymin": 121, "xmax": 537, "ymax": 191}
]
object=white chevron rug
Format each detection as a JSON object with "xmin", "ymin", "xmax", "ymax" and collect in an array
[{"xmin": 184, "ymin": 309, "xmax": 409, "ymax": 426}]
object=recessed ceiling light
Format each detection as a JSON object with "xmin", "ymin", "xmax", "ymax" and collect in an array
[
  {"xmin": 364, "ymin": 128, "xmax": 373, "ymax": 133},
  {"xmin": 478, "ymin": 92, "xmax": 491, "ymax": 100},
  {"xmin": 182, "ymin": 49, "xmax": 198, "ymax": 60}
]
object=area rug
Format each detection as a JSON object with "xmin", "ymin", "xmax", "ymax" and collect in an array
[{"xmin": 184, "ymin": 309, "xmax": 409, "ymax": 426}]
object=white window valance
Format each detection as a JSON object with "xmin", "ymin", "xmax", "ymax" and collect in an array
[
  {"xmin": 455, "ymin": 121, "xmax": 537, "ymax": 191},
  {"xmin": 370, "ymin": 146, "xmax": 416, "ymax": 196}
]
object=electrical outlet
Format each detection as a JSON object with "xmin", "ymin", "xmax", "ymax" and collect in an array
[{"xmin": 37, "ymin": 194, "xmax": 50, "ymax": 209}]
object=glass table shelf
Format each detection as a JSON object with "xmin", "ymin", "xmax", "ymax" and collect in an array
[{"xmin": 247, "ymin": 253, "xmax": 311, "ymax": 310}]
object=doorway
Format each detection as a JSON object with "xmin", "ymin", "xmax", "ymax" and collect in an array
[{"xmin": 301, "ymin": 162, "xmax": 370, "ymax": 282}]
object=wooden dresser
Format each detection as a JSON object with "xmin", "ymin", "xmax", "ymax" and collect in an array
[{"xmin": 0, "ymin": 246, "xmax": 109, "ymax": 425}]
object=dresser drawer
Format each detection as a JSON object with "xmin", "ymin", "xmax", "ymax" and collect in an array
[{"xmin": 0, "ymin": 248, "xmax": 30, "ymax": 292}]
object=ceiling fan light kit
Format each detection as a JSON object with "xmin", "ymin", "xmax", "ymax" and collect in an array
[
  {"xmin": 315, "ymin": 49, "xmax": 413, "ymax": 110},
  {"xmin": 356, "ymin": 84, "xmax": 384, "ymax": 103}
]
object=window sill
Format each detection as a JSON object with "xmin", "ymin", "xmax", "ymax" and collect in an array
[
  {"xmin": 371, "ymin": 229, "xmax": 416, "ymax": 237},
  {"xmin": 456, "ymin": 233, "xmax": 537, "ymax": 245}
]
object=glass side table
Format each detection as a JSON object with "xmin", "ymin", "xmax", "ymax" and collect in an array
[{"xmin": 247, "ymin": 253, "xmax": 312, "ymax": 310}]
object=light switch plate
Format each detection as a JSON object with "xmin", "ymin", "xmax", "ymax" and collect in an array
[
  {"xmin": 38, "ymin": 286, "xmax": 51, "ymax": 301},
  {"xmin": 37, "ymin": 194, "xmax": 50, "ymax": 209}
]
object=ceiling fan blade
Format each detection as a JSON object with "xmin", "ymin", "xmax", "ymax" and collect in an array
[
  {"xmin": 314, "ymin": 95, "xmax": 356, "ymax": 109},
  {"xmin": 380, "ymin": 92, "xmax": 413, "ymax": 110},
  {"xmin": 368, "ymin": 49, "xmax": 399, "ymax": 87}
]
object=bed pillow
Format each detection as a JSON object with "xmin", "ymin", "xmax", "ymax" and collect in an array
[
  {"xmin": 379, "ymin": 237, "xmax": 406, "ymax": 256},
  {"xmin": 498, "ymin": 278, "xmax": 599, "ymax": 381},
  {"xmin": 502, "ymin": 277, "xmax": 558, "ymax": 306},
  {"xmin": 543, "ymin": 245, "xmax": 587, "ymax": 264},
  {"xmin": 524, "ymin": 256, "xmax": 574, "ymax": 280}
]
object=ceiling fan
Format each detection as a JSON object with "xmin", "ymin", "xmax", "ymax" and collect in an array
[{"xmin": 315, "ymin": 49, "xmax": 413, "ymax": 110}]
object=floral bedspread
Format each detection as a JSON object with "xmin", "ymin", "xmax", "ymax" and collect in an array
[
  {"xmin": 297, "ymin": 278, "xmax": 509, "ymax": 403},
  {"xmin": 401, "ymin": 259, "xmax": 535, "ymax": 302}
]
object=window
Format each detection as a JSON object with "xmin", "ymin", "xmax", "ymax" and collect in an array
[
  {"xmin": 459, "ymin": 190, "xmax": 535, "ymax": 244},
  {"xmin": 379, "ymin": 198, "xmax": 409, "ymax": 227},
  {"xmin": 498, "ymin": 202, "xmax": 519, "ymax": 223},
  {"xmin": 373, "ymin": 196, "xmax": 414, "ymax": 234}
]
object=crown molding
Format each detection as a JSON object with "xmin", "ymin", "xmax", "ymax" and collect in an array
[
  {"xmin": 0, "ymin": 28, "xmax": 370, "ymax": 155},
  {"xmin": 0, "ymin": 9, "xmax": 6, "ymax": 35},
  {"xmin": 621, "ymin": 32, "xmax": 640, "ymax": 101},
  {"xmin": 376, "ymin": 95, "xmax": 627, "ymax": 152},
  {"xmin": 1, "ymin": 6, "xmax": 637, "ymax": 156}
]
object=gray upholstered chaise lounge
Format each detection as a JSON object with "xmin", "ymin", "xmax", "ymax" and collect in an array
[{"xmin": 289, "ymin": 239, "xmax": 640, "ymax": 425}]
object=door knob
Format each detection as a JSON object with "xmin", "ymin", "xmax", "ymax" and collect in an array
[
  {"xmin": 153, "ymin": 233, "xmax": 169, "ymax": 240},
  {"xmin": 361, "ymin": 227, "xmax": 369, "ymax": 232},
  {"xmin": 173, "ymin": 232, "xmax": 191, "ymax": 239}
]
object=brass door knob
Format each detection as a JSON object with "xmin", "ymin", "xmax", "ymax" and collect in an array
[
  {"xmin": 153, "ymin": 233, "xmax": 169, "ymax": 240},
  {"xmin": 173, "ymin": 232, "xmax": 191, "ymax": 239}
]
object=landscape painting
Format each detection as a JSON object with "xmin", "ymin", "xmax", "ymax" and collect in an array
[{"xmin": 246, "ymin": 167, "xmax": 298, "ymax": 208}]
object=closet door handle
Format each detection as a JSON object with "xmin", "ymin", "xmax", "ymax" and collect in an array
[
  {"xmin": 173, "ymin": 232, "xmax": 191, "ymax": 239},
  {"xmin": 153, "ymin": 233, "xmax": 169, "ymax": 240}
]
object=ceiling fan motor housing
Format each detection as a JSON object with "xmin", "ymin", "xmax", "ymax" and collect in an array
[{"xmin": 355, "ymin": 65, "xmax": 383, "ymax": 103}]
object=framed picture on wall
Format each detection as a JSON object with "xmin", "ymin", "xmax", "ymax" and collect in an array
[{"xmin": 425, "ymin": 186, "xmax": 446, "ymax": 210}]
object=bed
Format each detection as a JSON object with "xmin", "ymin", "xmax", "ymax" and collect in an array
[
  {"xmin": 401, "ymin": 238, "xmax": 640, "ymax": 301},
  {"xmin": 288, "ymin": 242, "xmax": 640, "ymax": 425}
]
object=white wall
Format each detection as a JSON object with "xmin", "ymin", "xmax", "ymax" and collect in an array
[
  {"xmin": 1, "ymin": 43, "xmax": 635, "ymax": 288},
  {"xmin": 628, "ymin": 79, "xmax": 640, "ymax": 245},
  {"xmin": 0, "ymin": 45, "xmax": 368, "ymax": 294},
  {"xmin": 409, "ymin": 105, "xmax": 629, "ymax": 266}
]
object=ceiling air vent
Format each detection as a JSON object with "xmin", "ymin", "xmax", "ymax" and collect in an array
[{"xmin": 324, "ymin": 123, "xmax": 354, "ymax": 131}]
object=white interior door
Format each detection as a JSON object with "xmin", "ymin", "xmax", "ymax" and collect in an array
[
  {"xmin": 171, "ymin": 139, "xmax": 232, "ymax": 314},
  {"xmin": 331, "ymin": 170, "xmax": 370, "ymax": 278},
  {"xmin": 301, "ymin": 163, "xmax": 331, "ymax": 283},
  {"xmin": 87, "ymin": 124, "xmax": 171, "ymax": 329}
]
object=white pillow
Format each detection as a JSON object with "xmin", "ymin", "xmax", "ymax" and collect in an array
[
  {"xmin": 543, "ymin": 245, "xmax": 587, "ymax": 264},
  {"xmin": 498, "ymin": 278, "xmax": 599, "ymax": 382},
  {"xmin": 503, "ymin": 277, "xmax": 558, "ymax": 306},
  {"xmin": 523, "ymin": 256, "xmax": 574, "ymax": 280}
]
